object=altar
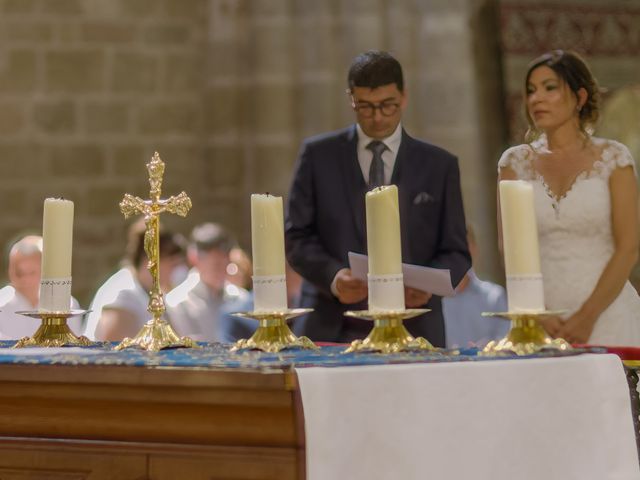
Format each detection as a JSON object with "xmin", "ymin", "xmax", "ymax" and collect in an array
[{"xmin": 0, "ymin": 344, "xmax": 637, "ymax": 480}]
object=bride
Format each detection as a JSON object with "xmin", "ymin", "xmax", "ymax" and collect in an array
[{"xmin": 498, "ymin": 50, "xmax": 640, "ymax": 346}]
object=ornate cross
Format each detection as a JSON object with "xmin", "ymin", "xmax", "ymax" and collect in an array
[{"xmin": 118, "ymin": 152, "xmax": 193, "ymax": 350}]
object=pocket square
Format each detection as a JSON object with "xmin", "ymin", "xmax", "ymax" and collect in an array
[{"xmin": 413, "ymin": 191, "xmax": 434, "ymax": 205}]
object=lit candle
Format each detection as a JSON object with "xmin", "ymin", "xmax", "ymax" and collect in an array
[
  {"xmin": 39, "ymin": 198, "xmax": 74, "ymax": 312},
  {"xmin": 251, "ymin": 193, "xmax": 287, "ymax": 311},
  {"xmin": 499, "ymin": 180, "xmax": 545, "ymax": 311},
  {"xmin": 365, "ymin": 185, "xmax": 404, "ymax": 311}
]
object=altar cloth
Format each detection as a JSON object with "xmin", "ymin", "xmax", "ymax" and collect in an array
[
  {"xmin": 296, "ymin": 353, "xmax": 640, "ymax": 480},
  {"xmin": 0, "ymin": 340, "xmax": 598, "ymax": 369}
]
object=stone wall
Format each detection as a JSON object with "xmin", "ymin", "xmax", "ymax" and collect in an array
[
  {"xmin": 11, "ymin": 0, "xmax": 637, "ymax": 307},
  {"xmin": 0, "ymin": 0, "xmax": 210, "ymax": 303},
  {"xmin": 1, "ymin": 0, "xmax": 508, "ymax": 304},
  {"xmin": 204, "ymin": 0, "xmax": 507, "ymax": 281}
]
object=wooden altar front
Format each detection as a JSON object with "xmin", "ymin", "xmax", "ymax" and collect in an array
[{"xmin": 0, "ymin": 363, "xmax": 304, "ymax": 480}]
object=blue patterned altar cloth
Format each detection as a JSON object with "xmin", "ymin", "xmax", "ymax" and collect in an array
[{"xmin": 0, "ymin": 341, "xmax": 603, "ymax": 369}]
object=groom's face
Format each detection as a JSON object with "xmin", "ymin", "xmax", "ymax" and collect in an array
[{"xmin": 350, "ymin": 83, "xmax": 406, "ymax": 140}]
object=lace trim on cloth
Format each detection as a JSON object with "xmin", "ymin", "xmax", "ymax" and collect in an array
[{"xmin": 497, "ymin": 135, "xmax": 637, "ymax": 181}]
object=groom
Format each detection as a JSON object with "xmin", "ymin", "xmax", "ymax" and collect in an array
[{"xmin": 285, "ymin": 50, "xmax": 470, "ymax": 346}]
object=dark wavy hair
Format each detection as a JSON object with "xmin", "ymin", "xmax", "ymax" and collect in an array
[
  {"xmin": 524, "ymin": 50, "xmax": 600, "ymax": 140},
  {"xmin": 347, "ymin": 50, "xmax": 404, "ymax": 92}
]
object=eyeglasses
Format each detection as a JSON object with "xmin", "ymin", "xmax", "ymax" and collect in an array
[{"xmin": 352, "ymin": 100, "xmax": 400, "ymax": 118}]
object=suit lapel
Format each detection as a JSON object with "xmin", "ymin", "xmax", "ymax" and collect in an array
[
  {"xmin": 393, "ymin": 130, "xmax": 415, "ymax": 262},
  {"xmin": 340, "ymin": 125, "xmax": 367, "ymax": 245}
]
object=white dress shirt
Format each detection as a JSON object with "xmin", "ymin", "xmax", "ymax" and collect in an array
[
  {"xmin": 331, "ymin": 123, "xmax": 404, "ymax": 296},
  {"xmin": 356, "ymin": 122, "xmax": 402, "ymax": 185},
  {"xmin": 0, "ymin": 286, "xmax": 82, "ymax": 340}
]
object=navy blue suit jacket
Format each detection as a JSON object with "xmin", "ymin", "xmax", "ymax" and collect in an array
[{"xmin": 285, "ymin": 125, "xmax": 470, "ymax": 346}]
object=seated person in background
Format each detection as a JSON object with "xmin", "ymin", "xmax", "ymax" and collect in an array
[
  {"xmin": 226, "ymin": 246, "xmax": 253, "ymax": 291},
  {"xmin": 442, "ymin": 225, "xmax": 509, "ymax": 349},
  {"xmin": 166, "ymin": 222, "xmax": 253, "ymax": 343},
  {"xmin": 0, "ymin": 235, "xmax": 81, "ymax": 339},
  {"xmin": 91, "ymin": 221, "xmax": 187, "ymax": 342}
]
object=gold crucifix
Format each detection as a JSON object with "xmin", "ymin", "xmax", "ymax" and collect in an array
[{"xmin": 116, "ymin": 152, "xmax": 197, "ymax": 351}]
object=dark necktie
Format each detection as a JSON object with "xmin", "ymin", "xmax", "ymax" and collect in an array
[{"xmin": 367, "ymin": 140, "xmax": 386, "ymax": 188}]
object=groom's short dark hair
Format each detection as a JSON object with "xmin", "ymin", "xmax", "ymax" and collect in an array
[{"xmin": 347, "ymin": 50, "xmax": 404, "ymax": 92}]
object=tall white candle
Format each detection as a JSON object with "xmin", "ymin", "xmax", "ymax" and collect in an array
[
  {"xmin": 499, "ymin": 181, "xmax": 541, "ymax": 276},
  {"xmin": 366, "ymin": 186, "xmax": 403, "ymax": 275},
  {"xmin": 499, "ymin": 180, "xmax": 545, "ymax": 311},
  {"xmin": 251, "ymin": 194, "xmax": 286, "ymax": 276},
  {"xmin": 365, "ymin": 185, "xmax": 404, "ymax": 311},
  {"xmin": 39, "ymin": 198, "xmax": 74, "ymax": 312},
  {"xmin": 251, "ymin": 193, "xmax": 287, "ymax": 311}
]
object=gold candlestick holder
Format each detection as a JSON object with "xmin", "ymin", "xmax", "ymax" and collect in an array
[
  {"xmin": 230, "ymin": 308, "xmax": 317, "ymax": 353},
  {"xmin": 13, "ymin": 309, "xmax": 91, "ymax": 348},
  {"xmin": 343, "ymin": 308, "xmax": 435, "ymax": 354},
  {"xmin": 481, "ymin": 310, "xmax": 572, "ymax": 356},
  {"xmin": 116, "ymin": 152, "xmax": 196, "ymax": 352}
]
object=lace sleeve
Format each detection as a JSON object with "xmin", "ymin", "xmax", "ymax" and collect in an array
[
  {"xmin": 497, "ymin": 144, "xmax": 534, "ymax": 180},
  {"xmin": 601, "ymin": 140, "xmax": 637, "ymax": 178}
]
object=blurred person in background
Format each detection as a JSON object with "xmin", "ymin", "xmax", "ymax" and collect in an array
[
  {"xmin": 442, "ymin": 225, "xmax": 509, "ymax": 349},
  {"xmin": 166, "ymin": 222, "xmax": 253, "ymax": 343},
  {"xmin": 226, "ymin": 246, "xmax": 253, "ymax": 291},
  {"xmin": 89, "ymin": 220, "xmax": 187, "ymax": 341},
  {"xmin": 0, "ymin": 235, "xmax": 81, "ymax": 339}
]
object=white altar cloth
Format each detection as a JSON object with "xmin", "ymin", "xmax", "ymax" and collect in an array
[{"xmin": 296, "ymin": 354, "xmax": 640, "ymax": 480}]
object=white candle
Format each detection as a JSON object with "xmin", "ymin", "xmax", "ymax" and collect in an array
[
  {"xmin": 39, "ymin": 198, "xmax": 74, "ymax": 312},
  {"xmin": 251, "ymin": 194, "xmax": 286, "ymax": 276},
  {"xmin": 365, "ymin": 185, "xmax": 404, "ymax": 311},
  {"xmin": 499, "ymin": 181, "xmax": 541, "ymax": 276},
  {"xmin": 366, "ymin": 185, "xmax": 402, "ymax": 275},
  {"xmin": 251, "ymin": 193, "xmax": 287, "ymax": 311},
  {"xmin": 499, "ymin": 180, "xmax": 545, "ymax": 311}
]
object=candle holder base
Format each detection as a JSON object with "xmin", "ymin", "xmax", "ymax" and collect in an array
[
  {"xmin": 481, "ymin": 310, "xmax": 572, "ymax": 356},
  {"xmin": 13, "ymin": 310, "xmax": 91, "ymax": 348},
  {"xmin": 230, "ymin": 308, "xmax": 317, "ymax": 353},
  {"xmin": 343, "ymin": 309, "xmax": 435, "ymax": 354},
  {"xmin": 115, "ymin": 317, "xmax": 198, "ymax": 352}
]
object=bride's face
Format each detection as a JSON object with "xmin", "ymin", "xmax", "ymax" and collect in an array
[{"xmin": 526, "ymin": 65, "xmax": 580, "ymax": 132}]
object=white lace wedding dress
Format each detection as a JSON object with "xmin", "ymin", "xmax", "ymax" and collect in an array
[{"xmin": 498, "ymin": 136, "xmax": 640, "ymax": 346}]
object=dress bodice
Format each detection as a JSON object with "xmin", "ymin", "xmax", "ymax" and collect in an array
[
  {"xmin": 498, "ymin": 136, "xmax": 635, "ymax": 268},
  {"xmin": 497, "ymin": 136, "xmax": 640, "ymax": 345}
]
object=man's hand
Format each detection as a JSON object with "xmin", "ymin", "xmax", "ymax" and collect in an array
[
  {"xmin": 334, "ymin": 269, "xmax": 368, "ymax": 304},
  {"xmin": 404, "ymin": 287, "xmax": 432, "ymax": 308}
]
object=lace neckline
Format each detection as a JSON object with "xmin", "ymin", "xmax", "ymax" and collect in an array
[
  {"xmin": 536, "ymin": 170, "xmax": 590, "ymax": 216},
  {"xmin": 529, "ymin": 134, "xmax": 602, "ymax": 216}
]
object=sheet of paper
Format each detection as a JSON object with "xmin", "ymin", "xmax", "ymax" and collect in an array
[{"xmin": 348, "ymin": 251, "xmax": 456, "ymax": 297}]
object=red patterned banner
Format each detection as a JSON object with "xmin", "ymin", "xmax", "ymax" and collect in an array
[{"xmin": 501, "ymin": 3, "xmax": 640, "ymax": 56}]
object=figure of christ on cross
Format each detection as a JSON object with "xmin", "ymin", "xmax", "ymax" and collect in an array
[{"xmin": 117, "ymin": 152, "xmax": 194, "ymax": 351}]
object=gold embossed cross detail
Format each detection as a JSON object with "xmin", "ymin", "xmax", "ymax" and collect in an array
[{"xmin": 116, "ymin": 152, "xmax": 197, "ymax": 351}]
